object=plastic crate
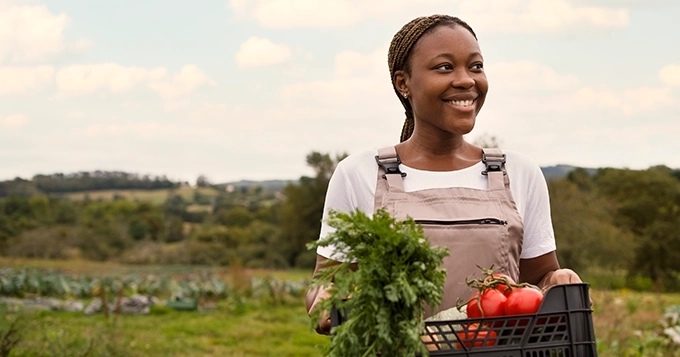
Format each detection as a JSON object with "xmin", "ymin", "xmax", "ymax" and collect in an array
[{"xmin": 330, "ymin": 283, "xmax": 597, "ymax": 357}]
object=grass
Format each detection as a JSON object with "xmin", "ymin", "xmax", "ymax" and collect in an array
[
  {"xmin": 2, "ymin": 302, "xmax": 329, "ymax": 357},
  {"xmin": 3, "ymin": 258, "xmax": 680, "ymax": 356},
  {"xmin": 592, "ymin": 289, "xmax": 680, "ymax": 356}
]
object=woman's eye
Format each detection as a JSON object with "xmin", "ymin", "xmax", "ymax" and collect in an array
[
  {"xmin": 436, "ymin": 64, "xmax": 453, "ymax": 70},
  {"xmin": 471, "ymin": 63, "xmax": 484, "ymax": 70}
]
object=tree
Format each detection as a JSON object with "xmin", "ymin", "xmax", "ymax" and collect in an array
[
  {"xmin": 549, "ymin": 175, "xmax": 635, "ymax": 273},
  {"xmin": 165, "ymin": 216, "xmax": 185, "ymax": 243},
  {"xmin": 277, "ymin": 151, "xmax": 347, "ymax": 268},
  {"xmin": 196, "ymin": 175, "xmax": 211, "ymax": 188},
  {"xmin": 216, "ymin": 206, "xmax": 253, "ymax": 228},
  {"xmin": 594, "ymin": 167, "xmax": 680, "ymax": 290}
]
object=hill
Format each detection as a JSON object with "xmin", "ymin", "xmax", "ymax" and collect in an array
[
  {"xmin": 540, "ymin": 165, "xmax": 597, "ymax": 180},
  {"xmin": 217, "ymin": 179, "xmax": 294, "ymax": 192}
]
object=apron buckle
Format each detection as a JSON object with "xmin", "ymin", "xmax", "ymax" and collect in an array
[
  {"xmin": 375, "ymin": 155, "xmax": 407, "ymax": 179},
  {"xmin": 482, "ymin": 152, "xmax": 506, "ymax": 175}
]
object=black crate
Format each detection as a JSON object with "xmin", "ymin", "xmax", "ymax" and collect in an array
[{"xmin": 330, "ymin": 283, "xmax": 597, "ymax": 357}]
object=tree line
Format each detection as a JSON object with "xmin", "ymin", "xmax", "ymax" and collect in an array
[
  {"xmin": 0, "ymin": 171, "xmax": 178, "ymax": 197},
  {"xmin": 1, "ymin": 153, "xmax": 679, "ymax": 291}
]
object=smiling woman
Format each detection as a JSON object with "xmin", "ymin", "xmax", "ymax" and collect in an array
[
  {"xmin": 305, "ymin": 14, "xmax": 585, "ymax": 335},
  {"xmin": 388, "ymin": 16, "xmax": 486, "ymax": 144}
]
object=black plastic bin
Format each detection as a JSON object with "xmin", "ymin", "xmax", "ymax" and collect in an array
[{"xmin": 330, "ymin": 283, "xmax": 597, "ymax": 357}]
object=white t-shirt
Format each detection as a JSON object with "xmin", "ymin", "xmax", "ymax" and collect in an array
[{"xmin": 317, "ymin": 148, "xmax": 556, "ymax": 260}]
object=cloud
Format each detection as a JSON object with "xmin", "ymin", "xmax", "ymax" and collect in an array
[
  {"xmin": 482, "ymin": 61, "xmax": 675, "ymax": 116},
  {"xmin": 55, "ymin": 63, "xmax": 214, "ymax": 98},
  {"xmin": 0, "ymin": 65, "xmax": 54, "ymax": 95},
  {"xmin": 229, "ymin": 0, "xmax": 361, "ymax": 28},
  {"xmin": 566, "ymin": 86, "xmax": 675, "ymax": 115},
  {"xmin": 0, "ymin": 114, "xmax": 28, "ymax": 128},
  {"xmin": 659, "ymin": 64, "xmax": 680, "ymax": 86},
  {"xmin": 234, "ymin": 36, "xmax": 293, "ymax": 68},
  {"xmin": 229, "ymin": 0, "xmax": 629, "ymax": 31},
  {"xmin": 55, "ymin": 63, "xmax": 166, "ymax": 95},
  {"xmin": 66, "ymin": 111, "xmax": 85, "ymax": 121},
  {"xmin": 148, "ymin": 64, "xmax": 216, "ymax": 98},
  {"xmin": 486, "ymin": 61, "xmax": 580, "ymax": 91},
  {"xmin": 72, "ymin": 122, "xmax": 165, "ymax": 139},
  {"xmin": 334, "ymin": 45, "xmax": 388, "ymax": 78},
  {"xmin": 459, "ymin": 0, "xmax": 629, "ymax": 33},
  {"xmin": 0, "ymin": 2, "xmax": 85, "ymax": 63},
  {"xmin": 281, "ymin": 44, "xmax": 391, "ymax": 106}
]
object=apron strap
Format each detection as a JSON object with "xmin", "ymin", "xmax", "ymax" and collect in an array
[
  {"xmin": 375, "ymin": 146, "xmax": 405, "ymax": 193},
  {"xmin": 482, "ymin": 148, "xmax": 509, "ymax": 191}
]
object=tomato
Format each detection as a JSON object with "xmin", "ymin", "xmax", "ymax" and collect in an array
[
  {"xmin": 466, "ymin": 288, "xmax": 507, "ymax": 319},
  {"xmin": 484, "ymin": 273, "xmax": 515, "ymax": 296},
  {"xmin": 505, "ymin": 287, "xmax": 543, "ymax": 315},
  {"xmin": 455, "ymin": 323, "xmax": 497, "ymax": 349}
]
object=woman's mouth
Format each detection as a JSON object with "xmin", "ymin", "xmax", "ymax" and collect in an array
[
  {"xmin": 446, "ymin": 99, "xmax": 474, "ymax": 107},
  {"xmin": 445, "ymin": 99, "xmax": 476, "ymax": 113}
]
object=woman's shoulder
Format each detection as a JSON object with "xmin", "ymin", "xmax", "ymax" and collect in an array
[
  {"xmin": 498, "ymin": 149, "xmax": 541, "ymax": 171},
  {"xmin": 493, "ymin": 149, "xmax": 545, "ymax": 183},
  {"xmin": 337, "ymin": 148, "xmax": 379, "ymax": 167},
  {"xmin": 331, "ymin": 148, "xmax": 381, "ymax": 183}
]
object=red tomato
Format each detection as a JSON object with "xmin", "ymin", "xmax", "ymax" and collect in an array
[
  {"xmin": 484, "ymin": 273, "xmax": 515, "ymax": 296},
  {"xmin": 505, "ymin": 287, "xmax": 543, "ymax": 315},
  {"xmin": 466, "ymin": 289, "xmax": 507, "ymax": 319},
  {"xmin": 455, "ymin": 323, "xmax": 497, "ymax": 349}
]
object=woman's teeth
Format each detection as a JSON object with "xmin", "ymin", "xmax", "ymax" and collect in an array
[{"xmin": 447, "ymin": 100, "xmax": 474, "ymax": 107}]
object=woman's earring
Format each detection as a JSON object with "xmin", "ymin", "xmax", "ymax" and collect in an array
[{"xmin": 402, "ymin": 92, "xmax": 409, "ymax": 99}]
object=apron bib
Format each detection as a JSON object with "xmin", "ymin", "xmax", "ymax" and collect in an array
[{"xmin": 374, "ymin": 146, "xmax": 524, "ymax": 316}]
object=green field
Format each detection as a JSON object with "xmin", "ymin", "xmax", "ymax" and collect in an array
[
  {"xmin": 2, "ymin": 259, "xmax": 680, "ymax": 357},
  {"xmin": 1, "ymin": 302, "xmax": 328, "ymax": 357}
]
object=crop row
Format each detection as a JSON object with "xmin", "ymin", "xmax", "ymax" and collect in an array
[{"xmin": 0, "ymin": 268, "xmax": 307, "ymax": 300}]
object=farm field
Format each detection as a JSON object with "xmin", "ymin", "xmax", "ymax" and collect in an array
[
  {"xmin": 2, "ymin": 258, "xmax": 680, "ymax": 356},
  {"xmin": 61, "ymin": 187, "xmax": 221, "ymax": 205}
]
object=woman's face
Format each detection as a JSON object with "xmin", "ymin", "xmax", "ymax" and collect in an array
[{"xmin": 397, "ymin": 25, "xmax": 488, "ymax": 138}]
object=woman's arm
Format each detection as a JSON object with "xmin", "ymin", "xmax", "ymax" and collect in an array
[{"xmin": 519, "ymin": 251, "xmax": 582, "ymax": 288}]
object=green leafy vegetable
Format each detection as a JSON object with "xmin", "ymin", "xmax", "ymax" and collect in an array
[{"xmin": 308, "ymin": 208, "xmax": 448, "ymax": 357}]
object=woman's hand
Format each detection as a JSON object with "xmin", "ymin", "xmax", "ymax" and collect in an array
[
  {"xmin": 540, "ymin": 268, "xmax": 592, "ymax": 307},
  {"xmin": 306, "ymin": 254, "xmax": 357, "ymax": 335},
  {"xmin": 541, "ymin": 268, "xmax": 583, "ymax": 288},
  {"xmin": 307, "ymin": 285, "xmax": 333, "ymax": 335}
]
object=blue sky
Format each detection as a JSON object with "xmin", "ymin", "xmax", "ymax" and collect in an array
[{"xmin": 1, "ymin": 0, "xmax": 679, "ymax": 184}]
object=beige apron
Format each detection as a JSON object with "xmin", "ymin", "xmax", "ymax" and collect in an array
[{"xmin": 374, "ymin": 147, "xmax": 524, "ymax": 317}]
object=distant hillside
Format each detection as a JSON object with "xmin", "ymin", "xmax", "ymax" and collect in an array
[
  {"xmin": 541, "ymin": 165, "xmax": 597, "ymax": 180},
  {"xmin": 0, "ymin": 171, "xmax": 180, "ymax": 197},
  {"xmin": 217, "ymin": 179, "xmax": 295, "ymax": 192}
]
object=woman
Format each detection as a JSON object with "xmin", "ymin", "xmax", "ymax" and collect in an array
[{"xmin": 306, "ymin": 14, "xmax": 583, "ymax": 335}]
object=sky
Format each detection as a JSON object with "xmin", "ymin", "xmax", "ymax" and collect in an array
[{"xmin": 1, "ymin": 0, "xmax": 679, "ymax": 184}]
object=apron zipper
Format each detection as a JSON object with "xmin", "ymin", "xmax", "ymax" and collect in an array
[{"xmin": 414, "ymin": 218, "xmax": 508, "ymax": 226}]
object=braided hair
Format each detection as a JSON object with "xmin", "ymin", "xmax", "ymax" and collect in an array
[{"xmin": 388, "ymin": 15, "xmax": 477, "ymax": 142}]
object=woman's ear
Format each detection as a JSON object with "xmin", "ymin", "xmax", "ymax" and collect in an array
[{"xmin": 393, "ymin": 70, "xmax": 409, "ymax": 98}]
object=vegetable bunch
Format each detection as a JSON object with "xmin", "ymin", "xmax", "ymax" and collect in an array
[{"xmin": 308, "ymin": 209, "xmax": 448, "ymax": 357}]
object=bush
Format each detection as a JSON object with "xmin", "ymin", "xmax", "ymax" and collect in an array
[{"xmin": 7, "ymin": 227, "xmax": 78, "ymax": 260}]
